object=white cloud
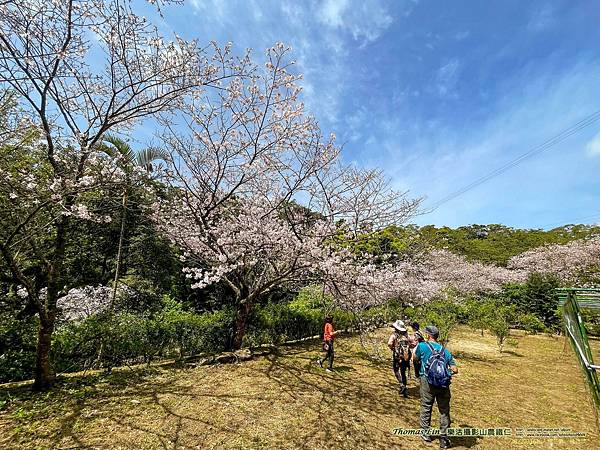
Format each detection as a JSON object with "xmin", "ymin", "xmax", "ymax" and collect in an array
[
  {"xmin": 454, "ymin": 30, "xmax": 470, "ymax": 41},
  {"xmin": 319, "ymin": 0, "xmax": 350, "ymax": 28},
  {"xmin": 436, "ymin": 59, "xmax": 461, "ymax": 97},
  {"xmin": 527, "ymin": 4, "xmax": 557, "ymax": 32},
  {"xmin": 317, "ymin": 0, "xmax": 394, "ymax": 45},
  {"xmin": 585, "ymin": 132, "xmax": 600, "ymax": 158}
]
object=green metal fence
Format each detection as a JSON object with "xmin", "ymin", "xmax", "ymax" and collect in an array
[{"xmin": 558, "ymin": 288, "xmax": 600, "ymax": 408}]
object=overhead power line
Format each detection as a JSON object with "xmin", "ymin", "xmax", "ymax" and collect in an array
[
  {"xmin": 428, "ymin": 109, "xmax": 600, "ymax": 211},
  {"xmin": 541, "ymin": 211, "xmax": 600, "ymax": 230}
]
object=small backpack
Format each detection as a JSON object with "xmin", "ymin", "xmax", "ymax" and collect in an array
[
  {"xmin": 396, "ymin": 337, "xmax": 411, "ymax": 361},
  {"xmin": 424, "ymin": 342, "xmax": 451, "ymax": 388}
]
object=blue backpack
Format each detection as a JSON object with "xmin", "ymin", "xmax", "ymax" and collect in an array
[{"xmin": 424, "ymin": 342, "xmax": 451, "ymax": 388}]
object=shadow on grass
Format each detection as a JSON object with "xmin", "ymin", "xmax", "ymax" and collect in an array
[
  {"xmin": 0, "ymin": 339, "xmax": 459, "ymax": 448},
  {"xmin": 328, "ymin": 365, "xmax": 354, "ymax": 373},
  {"xmin": 450, "ymin": 423, "xmax": 484, "ymax": 448},
  {"xmin": 452, "ymin": 351, "xmax": 496, "ymax": 364},
  {"xmin": 256, "ymin": 344, "xmax": 430, "ymax": 447},
  {"xmin": 500, "ymin": 350, "xmax": 524, "ymax": 357}
]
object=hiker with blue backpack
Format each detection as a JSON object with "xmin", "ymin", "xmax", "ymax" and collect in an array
[{"xmin": 413, "ymin": 325, "xmax": 458, "ymax": 449}]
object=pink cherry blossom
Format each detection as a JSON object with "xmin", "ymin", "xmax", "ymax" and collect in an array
[{"xmin": 508, "ymin": 238, "xmax": 600, "ymax": 282}]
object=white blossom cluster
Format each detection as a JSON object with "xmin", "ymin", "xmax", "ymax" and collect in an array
[
  {"xmin": 508, "ymin": 238, "xmax": 600, "ymax": 282},
  {"xmin": 56, "ymin": 285, "xmax": 113, "ymax": 322},
  {"xmin": 16, "ymin": 284, "xmax": 136, "ymax": 322}
]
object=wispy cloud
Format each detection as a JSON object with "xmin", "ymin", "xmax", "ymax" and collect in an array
[
  {"xmin": 527, "ymin": 4, "xmax": 557, "ymax": 32},
  {"xmin": 149, "ymin": 0, "xmax": 600, "ymax": 229},
  {"xmin": 387, "ymin": 61, "xmax": 600, "ymax": 228},
  {"xmin": 317, "ymin": 0, "xmax": 394, "ymax": 45},
  {"xmin": 435, "ymin": 59, "xmax": 461, "ymax": 97},
  {"xmin": 586, "ymin": 132, "xmax": 600, "ymax": 158},
  {"xmin": 454, "ymin": 30, "xmax": 470, "ymax": 41}
]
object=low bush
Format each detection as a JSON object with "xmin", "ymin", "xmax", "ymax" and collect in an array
[
  {"xmin": 52, "ymin": 298, "xmax": 235, "ymax": 373},
  {"xmin": 518, "ymin": 313, "xmax": 547, "ymax": 334},
  {"xmin": 580, "ymin": 308, "xmax": 600, "ymax": 337},
  {"xmin": 0, "ymin": 313, "xmax": 38, "ymax": 383},
  {"xmin": 412, "ymin": 297, "xmax": 463, "ymax": 344}
]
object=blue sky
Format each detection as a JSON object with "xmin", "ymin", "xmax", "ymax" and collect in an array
[{"xmin": 146, "ymin": 0, "xmax": 600, "ymax": 229}]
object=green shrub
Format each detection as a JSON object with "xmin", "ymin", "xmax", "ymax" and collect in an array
[
  {"xmin": 465, "ymin": 299, "xmax": 494, "ymax": 336},
  {"xmin": 53, "ymin": 298, "xmax": 235, "ymax": 373},
  {"xmin": 114, "ymin": 275, "xmax": 163, "ymax": 313},
  {"xmin": 290, "ymin": 285, "xmax": 332, "ymax": 311},
  {"xmin": 244, "ymin": 286, "xmax": 356, "ymax": 347},
  {"xmin": 0, "ymin": 313, "xmax": 38, "ymax": 383},
  {"xmin": 518, "ymin": 313, "xmax": 547, "ymax": 334},
  {"xmin": 413, "ymin": 298, "xmax": 462, "ymax": 344},
  {"xmin": 506, "ymin": 337, "xmax": 519, "ymax": 348},
  {"xmin": 53, "ymin": 312, "xmax": 149, "ymax": 372},
  {"xmin": 191, "ymin": 308, "xmax": 235, "ymax": 353},
  {"xmin": 581, "ymin": 308, "xmax": 600, "ymax": 337},
  {"xmin": 332, "ymin": 308, "xmax": 354, "ymax": 331},
  {"xmin": 355, "ymin": 300, "xmax": 404, "ymax": 330},
  {"xmin": 245, "ymin": 302, "xmax": 321, "ymax": 346},
  {"xmin": 501, "ymin": 273, "xmax": 561, "ymax": 331},
  {"xmin": 485, "ymin": 303, "xmax": 517, "ymax": 352}
]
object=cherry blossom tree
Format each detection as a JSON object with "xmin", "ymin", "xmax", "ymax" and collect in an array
[
  {"xmin": 420, "ymin": 249, "xmax": 526, "ymax": 295},
  {"xmin": 0, "ymin": 0, "xmax": 243, "ymax": 389},
  {"xmin": 326, "ymin": 248, "xmax": 524, "ymax": 310},
  {"xmin": 507, "ymin": 238, "xmax": 600, "ymax": 283},
  {"xmin": 155, "ymin": 44, "xmax": 422, "ymax": 349}
]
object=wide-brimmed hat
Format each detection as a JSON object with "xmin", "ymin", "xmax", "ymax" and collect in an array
[{"xmin": 391, "ymin": 320, "xmax": 406, "ymax": 332}]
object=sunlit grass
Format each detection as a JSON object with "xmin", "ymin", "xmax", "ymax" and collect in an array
[{"xmin": 0, "ymin": 326, "xmax": 598, "ymax": 449}]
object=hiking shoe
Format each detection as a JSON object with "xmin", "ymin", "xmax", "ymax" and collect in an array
[
  {"xmin": 421, "ymin": 434, "xmax": 433, "ymax": 444},
  {"xmin": 317, "ymin": 358, "xmax": 323, "ymax": 368},
  {"xmin": 439, "ymin": 436, "xmax": 451, "ymax": 449}
]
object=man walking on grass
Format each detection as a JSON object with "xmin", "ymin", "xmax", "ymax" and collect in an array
[
  {"xmin": 413, "ymin": 325, "xmax": 458, "ymax": 449},
  {"xmin": 388, "ymin": 320, "xmax": 411, "ymax": 397}
]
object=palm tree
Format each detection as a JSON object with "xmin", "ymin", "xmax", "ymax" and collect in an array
[{"xmin": 100, "ymin": 135, "xmax": 168, "ymax": 305}]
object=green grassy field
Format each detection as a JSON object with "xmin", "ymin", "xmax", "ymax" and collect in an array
[{"xmin": 0, "ymin": 326, "xmax": 598, "ymax": 449}]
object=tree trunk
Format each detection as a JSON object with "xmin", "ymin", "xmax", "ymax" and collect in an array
[
  {"xmin": 111, "ymin": 187, "xmax": 128, "ymax": 307},
  {"xmin": 34, "ymin": 315, "xmax": 55, "ymax": 390},
  {"xmin": 233, "ymin": 301, "xmax": 253, "ymax": 350},
  {"xmin": 34, "ymin": 214, "xmax": 68, "ymax": 390}
]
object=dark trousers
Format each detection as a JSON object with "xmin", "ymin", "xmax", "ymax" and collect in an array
[
  {"xmin": 393, "ymin": 357, "xmax": 410, "ymax": 388},
  {"xmin": 413, "ymin": 359, "xmax": 421, "ymax": 379},
  {"xmin": 321, "ymin": 340, "xmax": 334, "ymax": 369},
  {"xmin": 420, "ymin": 378, "xmax": 451, "ymax": 436}
]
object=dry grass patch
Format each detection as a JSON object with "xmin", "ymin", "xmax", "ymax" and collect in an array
[{"xmin": 0, "ymin": 326, "xmax": 598, "ymax": 449}]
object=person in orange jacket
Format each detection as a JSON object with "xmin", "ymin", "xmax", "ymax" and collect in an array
[{"xmin": 317, "ymin": 315, "xmax": 339, "ymax": 372}]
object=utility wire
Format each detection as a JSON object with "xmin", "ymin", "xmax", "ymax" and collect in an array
[
  {"xmin": 541, "ymin": 211, "xmax": 600, "ymax": 230},
  {"xmin": 428, "ymin": 109, "xmax": 600, "ymax": 211}
]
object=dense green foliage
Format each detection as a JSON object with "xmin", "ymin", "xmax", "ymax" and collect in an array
[
  {"xmin": 0, "ymin": 313, "xmax": 38, "ymax": 382},
  {"xmin": 500, "ymin": 273, "xmax": 562, "ymax": 331},
  {"xmin": 0, "ymin": 289, "xmax": 358, "ymax": 382},
  {"xmin": 352, "ymin": 224, "xmax": 600, "ymax": 266},
  {"xmin": 400, "ymin": 274, "xmax": 565, "ymax": 351},
  {"xmin": 52, "ymin": 298, "xmax": 236, "ymax": 374},
  {"xmin": 404, "ymin": 297, "xmax": 462, "ymax": 344}
]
